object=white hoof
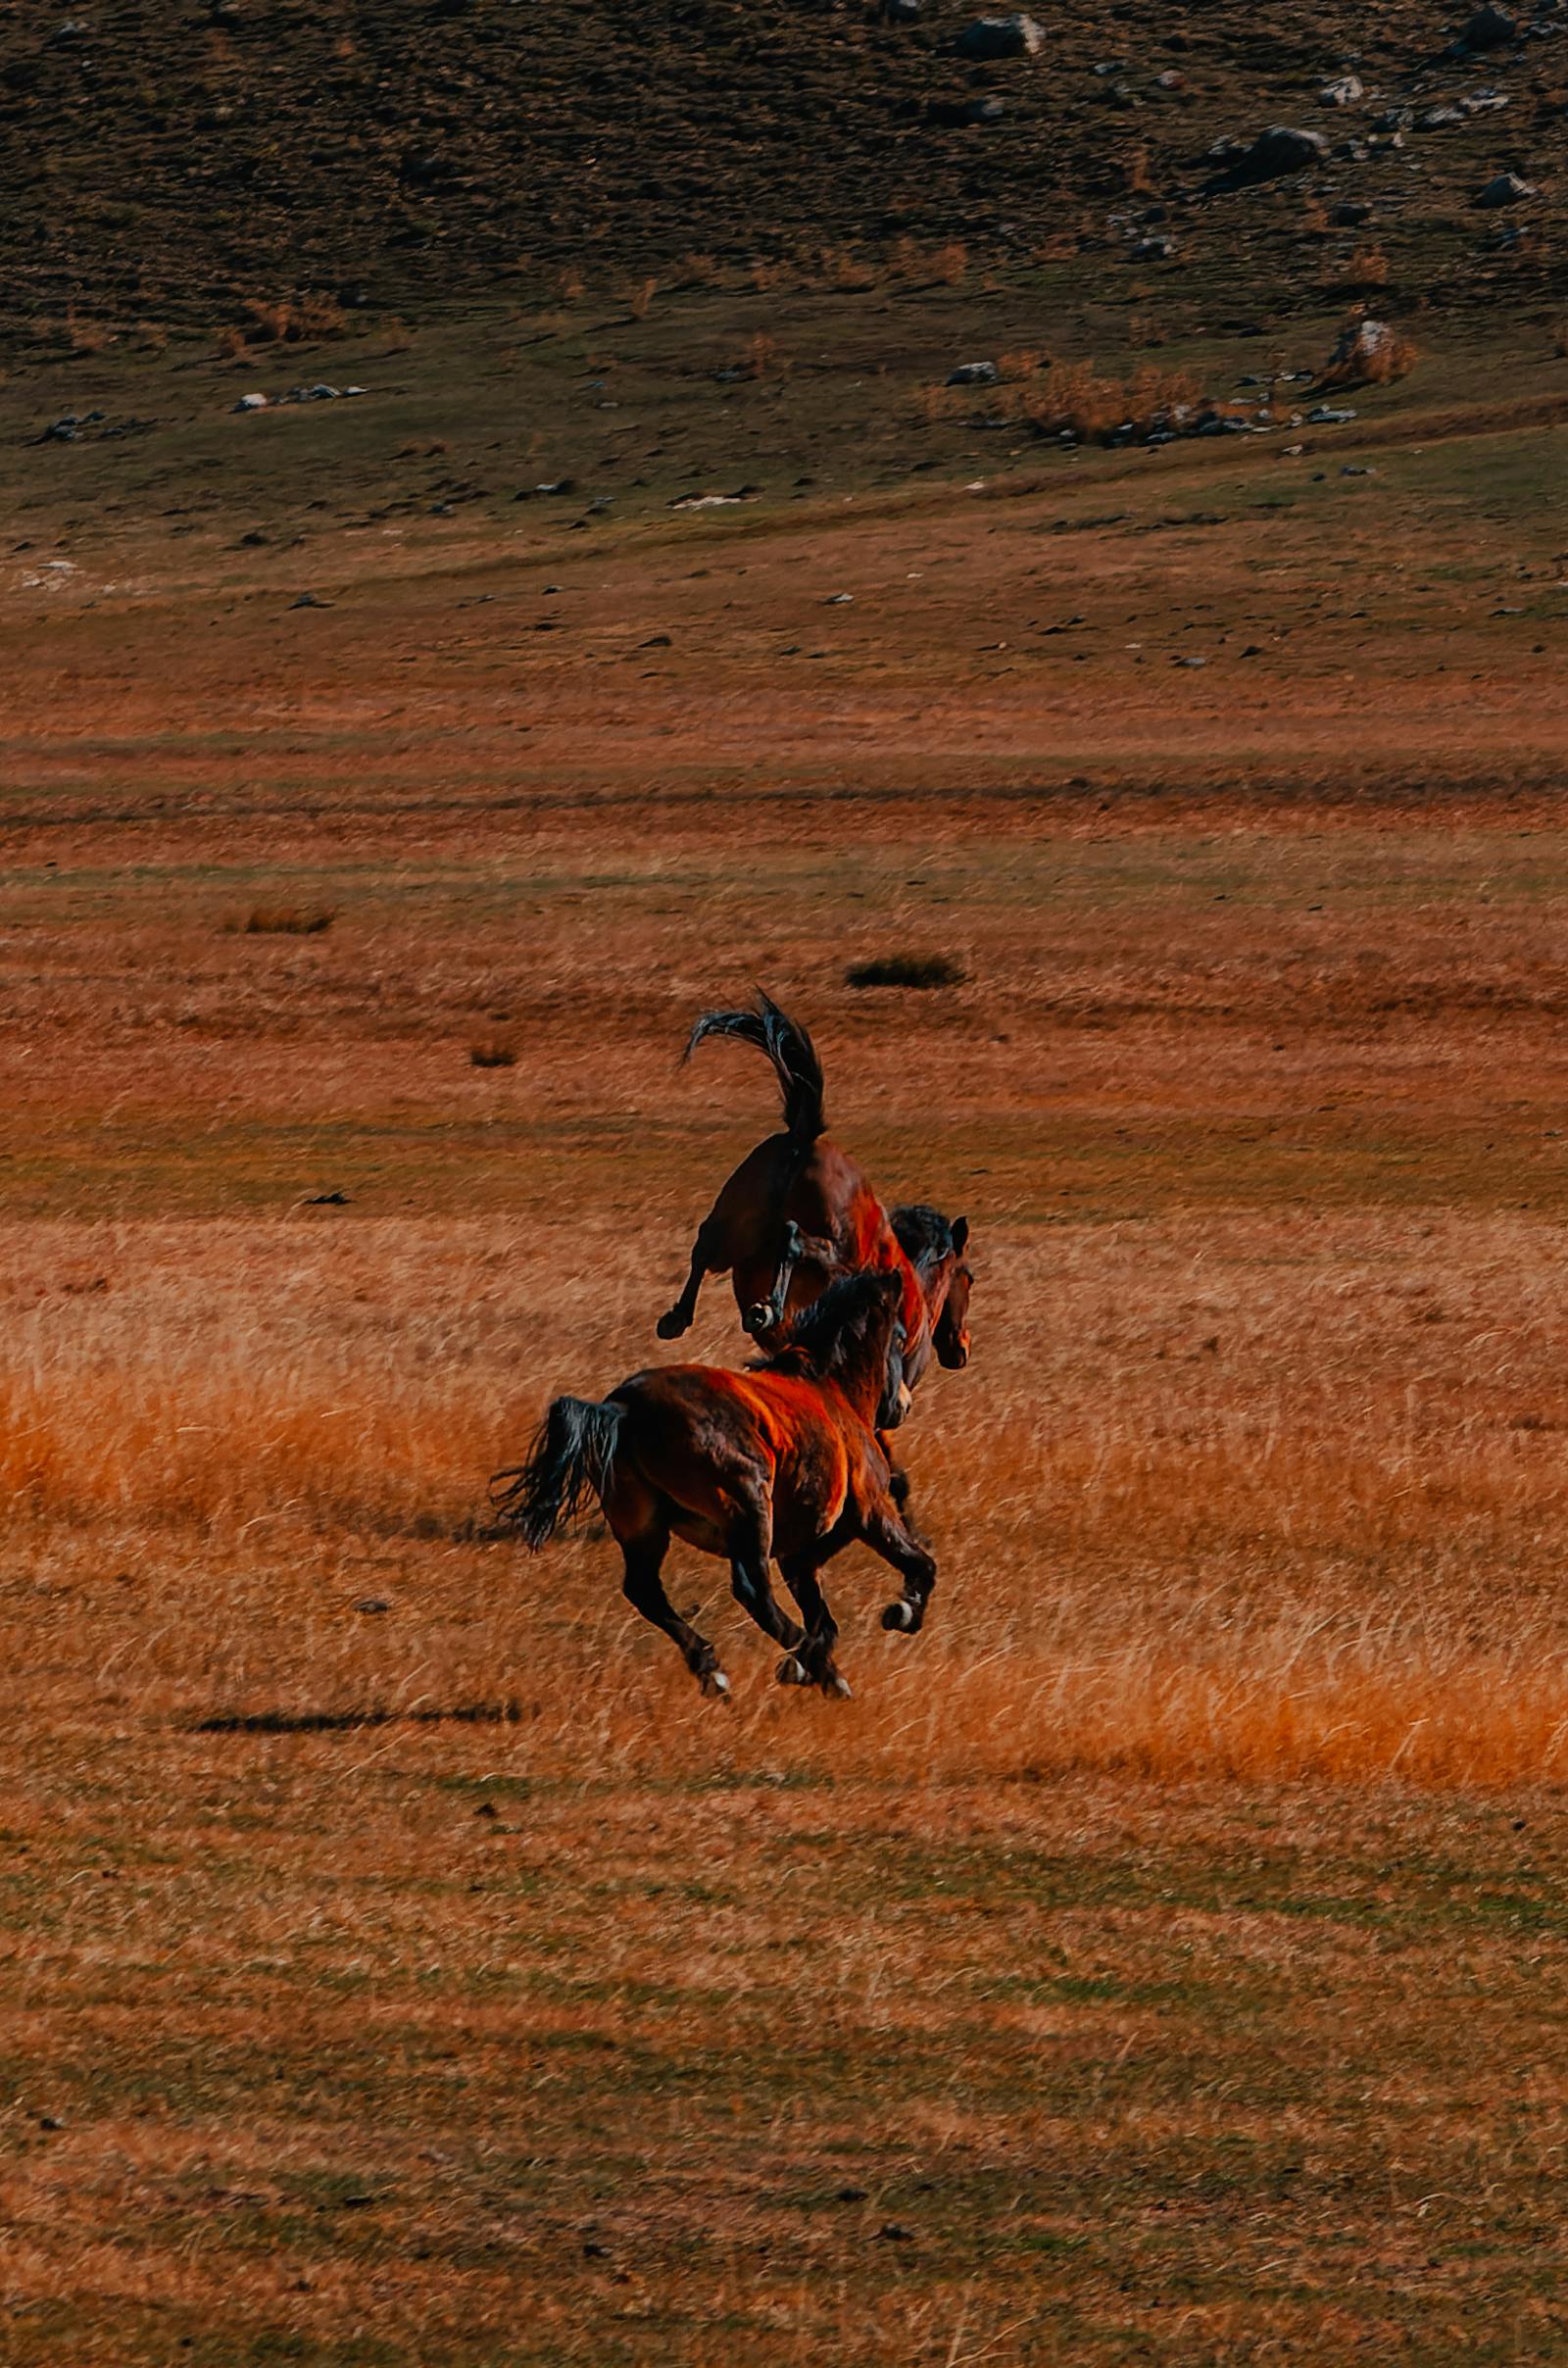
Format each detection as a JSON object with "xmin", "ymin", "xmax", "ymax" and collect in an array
[
  {"xmin": 882, "ymin": 1601, "xmax": 915, "ymax": 1633},
  {"xmin": 776, "ymin": 1654, "xmax": 808, "ymax": 1687},
  {"xmin": 700, "ymin": 1667, "xmax": 730, "ymax": 1698},
  {"xmin": 824, "ymin": 1672, "xmax": 854, "ymax": 1700}
]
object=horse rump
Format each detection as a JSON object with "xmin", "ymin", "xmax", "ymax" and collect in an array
[
  {"xmin": 491, "ymin": 1395, "xmax": 623, "ymax": 1549},
  {"xmin": 685, "ymin": 988, "xmax": 826, "ymax": 1144}
]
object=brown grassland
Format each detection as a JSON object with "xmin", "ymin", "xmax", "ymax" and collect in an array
[{"xmin": 2, "ymin": 279, "xmax": 1568, "ymax": 2364}]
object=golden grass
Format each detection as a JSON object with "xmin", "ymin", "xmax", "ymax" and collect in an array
[{"xmin": 5, "ymin": 1209, "xmax": 1568, "ymax": 1791}]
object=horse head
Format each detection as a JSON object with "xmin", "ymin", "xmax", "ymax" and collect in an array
[{"xmin": 890, "ymin": 1207, "xmax": 972, "ymax": 1374}]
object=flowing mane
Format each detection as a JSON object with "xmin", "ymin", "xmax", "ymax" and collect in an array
[
  {"xmin": 756, "ymin": 1270, "xmax": 900, "ymax": 1380},
  {"xmin": 888, "ymin": 1203, "xmax": 960, "ymax": 1275}
]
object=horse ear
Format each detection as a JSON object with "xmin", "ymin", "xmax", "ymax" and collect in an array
[{"xmin": 950, "ymin": 1215, "xmax": 969, "ymax": 1256}]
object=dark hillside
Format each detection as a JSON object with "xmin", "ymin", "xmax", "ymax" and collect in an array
[{"xmin": 3, "ymin": 0, "xmax": 1562, "ymax": 337}]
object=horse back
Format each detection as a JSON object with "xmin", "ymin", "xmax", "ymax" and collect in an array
[{"xmin": 610, "ymin": 1364, "xmax": 871, "ymax": 1554}]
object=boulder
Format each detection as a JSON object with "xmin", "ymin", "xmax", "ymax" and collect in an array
[
  {"xmin": 1475, "ymin": 170, "xmax": 1534, "ymax": 205},
  {"xmin": 1324, "ymin": 317, "xmax": 1396, "ymax": 375},
  {"xmin": 956, "ymin": 12, "xmax": 1044, "ymax": 59},
  {"xmin": 1319, "ymin": 74, "xmax": 1364, "ymax": 105},
  {"xmin": 947, "ymin": 360, "xmax": 1000, "ymax": 385},
  {"xmin": 1460, "ymin": 3, "xmax": 1516, "ymax": 48},
  {"xmin": 1227, "ymin": 124, "xmax": 1330, "ymax": 182}
]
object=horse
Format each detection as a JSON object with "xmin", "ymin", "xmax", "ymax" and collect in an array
[
  {"xmin": 655, "ymin": 992, "xmax": 973, "ymax": 1391},
  {"xmin": 492, "ymin": 1269, "xmax": 936, "ymax": 1700}
]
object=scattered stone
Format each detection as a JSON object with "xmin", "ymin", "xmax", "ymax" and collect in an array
[
  {"xmin": 1319, "ymin": 74, "xmax": 1364, "ymax": 105},
  {"xmin": 1460, "ymin": 2, "xmax": 1517, "ymax": 48},
  {"xmin": 1476, "ymin": 171, "xmax": 1534, "ymax": 205},
  {"xmin": 1460, "ymin": 91, "xmax": 1511, "ymax": 114},
  {"xmin": 956, "ymin": 11, "xmax": 1043, "ymax": 58},
  {"xmin": 947, "ymin": 360, "xmax": 1000, "ymax": 385},
  {"xmin": 824, "ymin": 592, "xmax": 855, "ymax": 605},
  {"xmin": 1375, "ymin": 106, "xmax": 1415, "ymax": 131},
  {"xmin": 514, "ymin": 477, "xmax": 577, "ymax": 500},
  {"xmin": 875, "ymin": 2222, "xmax": 916, "ymax": 2242},
  {"xmin": 1342, "ymin": 464, "xmax": 1377, "ymax": 474},
  {"xmin": 1152, "ymin": 67, "xmax": 1186, "ymax": 90},
  {"xmin": 1333, "ymin": 200, "xmax": 1375, "ymax": 223},
  {"xmin": 290, "ymin": 591, "xmax": 332, "ymax": 608},
  {"xmin": 232, "ymin": 391, "xmax": 270, "ymax": 412},
  {"xmin": 882, "ymin": 0, "xmax": 922, "ymax": 20},
  {"xmin": 1420, "ymin": 104, "xmax": 1466, "ymax": 127},
  {"xmin": 354, "ymin": 1597, "xmax": 391, "ymax": 1615},
  {"xmin": 1307, "ymin": 403, "xmax": 1357, "ymax": 422}
]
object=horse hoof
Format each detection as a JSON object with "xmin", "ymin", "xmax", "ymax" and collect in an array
[
  {"xmin": 657, "ymin": 1309, "xmax": 689, "ymax": 1340},
  {"xmin": 821, "ymin": 1671, "xmax": 854, "ymax": 1700},
  {"xmin": 700, "ymin": 1667, "xmax": 730, "ymax": 1699},
  {"xmin": 776, "ymin": 1654, "xmax": 808, "ymax": 1687},
  {"xmin": 881, "ymin": 1601, "xmax": 915, "ymax": 1633},
  {"xmin": 743, "ymin": 1304, "xmax": 774, "ymax": 1337}
]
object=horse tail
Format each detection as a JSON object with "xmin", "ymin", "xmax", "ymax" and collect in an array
[
  {"xmin": 490, "ymin": 1396, "xmax": 624, "ymax": 1550},
  {"xmin": 684, "ymin": 989, "xmax": 826, "ymax": 1144}
]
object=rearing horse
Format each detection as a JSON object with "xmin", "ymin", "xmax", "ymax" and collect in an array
[
  {"xmin": 494, "ymin": 1269, "xmax": 935, "ymax": 1699},
  {"xmin": 657, "ymin": 992, "xmax": 972, "ymax": 1390}
]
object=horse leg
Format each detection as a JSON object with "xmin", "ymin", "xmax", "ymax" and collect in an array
[
  {"xmin": 860, "ymin": 1501, "xmax": 939, "ymax": 1637},
  {"xmin": 725, "ymin": 1491, "xmax": 806, "ymax": 1654},
  {"xmin": 658, "ymin": 1214, "xmax": 725, "ymax": 1340},
  {"xmin": 776, "ymin": 1551, "xmax": 852, "ymax": 1699},
  {"xmin": 876, "ymin": 1431, "xmax": 916, "ymax": 1517},
  {"xmin": 742, "ymin": 1219, "xmax": 807, "ymax": 1338},
  {"xmin": 619, "ymin": 1528, "xmax": 729, "ymax": 1698}
]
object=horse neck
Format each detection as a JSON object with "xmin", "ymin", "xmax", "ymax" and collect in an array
[{"xmin": 827, "ymin": 1322, "xmax": 892, "ymax": 1425}]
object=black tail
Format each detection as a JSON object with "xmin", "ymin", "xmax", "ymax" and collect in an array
[
  {"xmin": 491, "ymin": 1396, "xmax": 624, "ymax": 1550},
  {"xmin": 684, "ymin": 989, "xmax": 826, "ymax": 1143}
]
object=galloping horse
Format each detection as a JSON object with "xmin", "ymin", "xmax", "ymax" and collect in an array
[
  {"xmin": 656, "ymin": 993, "xmax": 972, "ymax": 1391},
  {"xmin": 493, "ymin": 1269, "xmax": 936, "ymax": 1699}
]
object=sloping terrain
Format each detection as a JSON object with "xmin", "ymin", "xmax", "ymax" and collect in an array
[{"xmin": 2, "ymin": 0, "xmax": 1562, "ymax": 339}]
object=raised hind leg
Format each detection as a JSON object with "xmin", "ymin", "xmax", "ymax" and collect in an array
[
  {"xmin": 742, "ymin": 1219, "xmax": 807, "ymax": 1338},
  {"xmin": 861, "ymin": 1500, "xmax": 938, "ymax": 1637},
  {"xmin": 658, "ymin": 1214, "xmax": 726, "ymax": 1340},
  {"xmin": 619, "ymin": 1527, "xmax": 729, "ymax": 1698}
]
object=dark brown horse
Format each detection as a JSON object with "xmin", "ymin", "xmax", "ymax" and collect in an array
[
  {"xmin": 657, "ymin": 993, "xmax": 973, "ymax": 1390},
  {"xmin": 493, "ymin": 1269, "xmax": 935, "ymax": 1699}
]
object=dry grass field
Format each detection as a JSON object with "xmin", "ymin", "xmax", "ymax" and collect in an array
[{"xmin": 4, "ymin": 280, "xmax": 1568, "ymax": 2362}]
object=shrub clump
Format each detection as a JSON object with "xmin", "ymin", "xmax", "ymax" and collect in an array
[
  {"xmin": 845, "ymin": 954, "xmax": 967, "ymax": 990},
  {"xmin": 241, "ymin": 907, "xmax": 336, "ymax": 936}
]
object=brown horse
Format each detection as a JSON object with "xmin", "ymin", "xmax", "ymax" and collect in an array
[
  {"xmin": 656, "ymin": 993, "xmax": 973, "ymax": 1390},
  {"xmin": 493, "ymin": 1269, "xmax": 936, "ymax": 1699}
]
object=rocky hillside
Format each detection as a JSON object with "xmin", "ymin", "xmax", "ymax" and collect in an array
[{"xmin": 3, "ymin": 0, "xmax": 1562, "ymax": 335}]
